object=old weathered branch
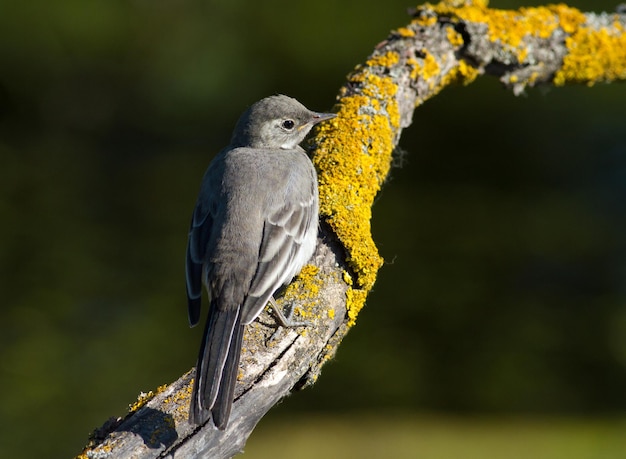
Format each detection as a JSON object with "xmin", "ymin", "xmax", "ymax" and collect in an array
[{"xmin": 77, "ymin": 2, "xmax": 626, "ymax": 458}]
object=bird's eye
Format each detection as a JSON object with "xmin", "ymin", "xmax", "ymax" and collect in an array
[{"xmin": 281, "ymin": 119, "xmax": 295, "ymax": 130}]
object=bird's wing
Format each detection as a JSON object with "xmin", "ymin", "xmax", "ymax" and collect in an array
[
  {"xmin": 241, "ymin": 189, "xmax": 317, "ymax": 325},
  {"xmin": 186, "ymin": 189, "xmax": 216, "ymax": 327}
]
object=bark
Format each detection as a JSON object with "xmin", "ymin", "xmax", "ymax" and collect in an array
[{"xmin": 76, "ymin": 2, "xmax": 626, "ymax": 458}]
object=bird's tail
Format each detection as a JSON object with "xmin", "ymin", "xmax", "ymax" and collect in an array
[{"xmin": 189, "ymin": 304, "xmax": 244, "ymax": 429}]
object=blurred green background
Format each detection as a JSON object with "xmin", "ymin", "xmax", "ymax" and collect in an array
[{"xmin": 1, "ymin": 1, "xmax": 625, "ymax": 458}]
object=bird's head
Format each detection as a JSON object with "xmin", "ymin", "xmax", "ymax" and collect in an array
[{"xmin": 230, "ymin": 94, "xmax": 336, "ymax": 150}]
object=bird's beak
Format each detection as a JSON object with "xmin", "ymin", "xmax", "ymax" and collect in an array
[
  {"xmin": 311, "ymin": 112, "xmax": 337, "ymax": 125},
  {"xmin": 298, "ymin": 111, "xmax": 337, "ymax": 131},
  {"xmin": 298, "ymin": 112, "xmax": 337, "ymax": 130}
]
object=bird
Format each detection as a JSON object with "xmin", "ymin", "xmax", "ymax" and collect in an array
[{"xmin": 186, "ymin": 94, "xmax": 336, "ymax": 429}]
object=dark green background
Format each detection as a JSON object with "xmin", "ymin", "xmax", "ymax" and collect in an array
[{"xmin": 1, "ymin": 1, "xmax": 624, "ymax": 458}]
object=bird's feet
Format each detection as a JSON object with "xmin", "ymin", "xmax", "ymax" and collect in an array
[{"xmin": 266, "ymin": 297, "xmax": 310, "ymax": 343}]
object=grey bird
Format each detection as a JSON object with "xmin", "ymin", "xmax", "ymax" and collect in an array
[{"xmin": 186, "ymin": 95, "xmax": 336, "ymax": 429}]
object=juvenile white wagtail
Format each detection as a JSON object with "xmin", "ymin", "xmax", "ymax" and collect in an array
[{"xmin": 186, "ymin": 95, "xmax": 336, "ymax": 428}]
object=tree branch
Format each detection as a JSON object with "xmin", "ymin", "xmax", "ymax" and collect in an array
[{"xmin": 76, "ymin": 2, "xmax": 626, "ymax": 458}]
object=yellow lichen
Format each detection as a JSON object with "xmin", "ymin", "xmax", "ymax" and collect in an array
[
  {"xmin": 416, "ymin": 57, "xmax": 478, "ymax": 103},
  {"xmin": 366, "ymin": 51, "xmax": 400, "ymax": 69},
  {"xmin": 285, "ymin": 265, "xmax": 320, "ymax": 298},
  {"xmin": 313, "ymin": 1, "xmax": 624, "ymax": 329},
  {"xmin": 517, "ymin": 46, "xmax": 529, "ymax": 63},
  {"xmin": 426, "ymin": 2, "xmax": 626, "ymax": 87},
  {"xmin": 421, "ymin": 51, "xmax": 441, "ymax": 83},
  {"xmin": 455, "ymin": 60, "xmax": 481, "ymax": 84},
  {"xmin": 396, "ymin": 26, "xmax": 416, "ymax": 38},
  {"xmin": 429, "ymin": 2, "xmax": 588, "ymax": 66},
  {"xmin": 76, "ymin": 443, "xmax": 113, "ymax": 459},
  {"xmin": 128, "ymin": 384, "xmax": 168, "ymax": 413},
  {"xmin": 408, "ymin": 32, "xmax": 479, "ymax": 95},
  {"xmin": 446, "ymin": 26, "xmax": 464, "ymax": 47},
  {"xmin": 554, "ymin": 18, "xmax": 626, "ymax": 86},
  {"xmin": 528, "ymin": 71, "xmax": 540, "ymax": 85},
  {"xmin": 312, "ymin": 64, "xmax": 400, "ymax": 325},
  {"xmin": 160, "ymin": 380, "xmax": 195, "ymax": 421},
  {"xmin": 346, "ymin": 288, "xmax": 368, "ymax": 327},
  {"xmin": 435, "ymin": 4, "xmax": 557, "ymax": 46},
  {"xmin": 407, "ymin": 57, "xmax": 422, "ymax": 81},
  {"xmin": 281, "ymin": 264, "xmax": 324, "ymax": 319},
  {"xmin": 414, "ymin": 14, "xmax": 438, "ymax": 28},
  {"xmin": 549, "ymin": 3, "xmax": 587, "ymax": 34}
]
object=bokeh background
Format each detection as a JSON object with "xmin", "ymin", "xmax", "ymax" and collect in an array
[{"xmin": 1, "ymin": 1, "xmax": 625, "ymax": 458}]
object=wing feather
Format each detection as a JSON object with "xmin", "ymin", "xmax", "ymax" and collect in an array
[
  {"xmin": 186, "ymin": 181, "xmax": 217, "ymax": 326},
  {"xmin": 242, "ymin": 193, "xmax": 317, "ymax": 325}
]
